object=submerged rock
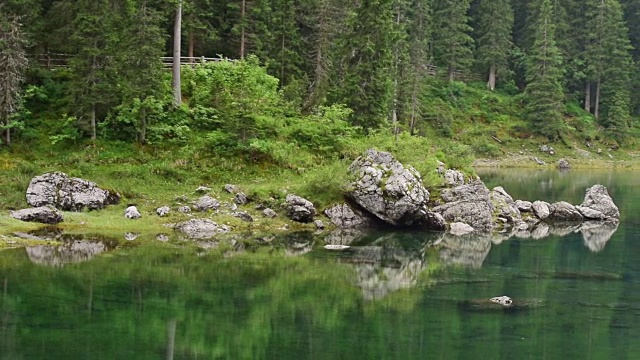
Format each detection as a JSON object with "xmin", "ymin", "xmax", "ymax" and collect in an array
[{"xmin": 26, "ymin": 172, "xmax": 120, "ymax": 211}]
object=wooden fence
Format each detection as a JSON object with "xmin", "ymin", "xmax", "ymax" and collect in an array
[{"xmin": 37, "ymin": 53, "xmax": 480, "ymax": 82}]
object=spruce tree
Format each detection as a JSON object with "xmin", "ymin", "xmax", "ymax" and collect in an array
[
  {"xmin": 0, "ymin": 11, "xmax": 28, "ymax": 146},
  {"xmin": 331, "ymin": 0, "xmax": 395, "ymax": 129},
  {"xmin": 432, "ymin": 0, "xmax": 474, "ymax": 81},
  {"xmin": 599, "ymin": 0, "xmax": 633, "ymax": 141},
  {"xmin": 525, "ymin": 0, "xmax": 565, "ymax": 140},
  {"xmin": 474, "ymin": 0, "xmax": 514, "ymax": 90},
  {"xmin": 405, "ymin": 0, "xmax": 431, "ymax": 134}
]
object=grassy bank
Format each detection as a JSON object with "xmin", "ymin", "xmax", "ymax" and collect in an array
[{"xmin": 2, "ymin": 78, "xmax": 639, "ymax": 244}]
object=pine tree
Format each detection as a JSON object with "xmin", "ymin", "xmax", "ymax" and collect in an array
[
  {"xmin": 525, "ymin": 0, "xmax": 565, "ymax": 140},
  {"xmin": 405, "ymin": 0, "xmax": 431, "ymax": 134},
  {"xmin": 599, "ymin": 0, "xmax": 633, "ymax": 141},
  {"xmin": 0, "ymin": 11, "xmax": 28, "ymax": 146},
  {"xmin": 331, "ymin": 0, "xmax": 395, "ymax": 129},
  {"xmin": 474, "ymin": 0, "xmax": 514, "ymax": 90},
  {"xmin": 432, "ymin": 0, "xmax": 474, "ymax": 81},
  {"xmin": 116, "ymin": 0, "xmax": 166, "ymax": 144}
]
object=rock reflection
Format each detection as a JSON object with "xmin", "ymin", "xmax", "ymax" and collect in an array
[
  {"xmin": 336, "ymin": 234, "xmax": 429, "ymax": 300},
  {"xmin": 26, "ymin": 238, "xmax": 115, "ymax": 267},
  {"xmin": 581, "ymin": 221, "xmax": 618, "ymax": 252},
  {"xmin": 438, "ymin": 233, "xmax": 492, "ymax": 268}
]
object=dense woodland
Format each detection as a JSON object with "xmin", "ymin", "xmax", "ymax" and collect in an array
[{"xmin": 1, "ymin": 0, "xmax": 640, "ymax": 154}]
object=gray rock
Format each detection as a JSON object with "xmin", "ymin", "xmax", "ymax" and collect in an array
[
  {"xmin": 124, "ymin": 232, "xmax": 140, "ymax": 241},
  {"xmin": 324, "ymin": 203, "xmax": 372, "ymax": 228},
  {"xmin": 156, "ymin": 206, "xmax": 171, "ymax": 217},
  {"xmin": 194, "ymin": 195, "xmax": 220, "ymax": 212},
  {"xmin": 579, "ymin": 184, "xmax": 620, "ymax": 220},
  {"xmin": 284, "ymin": 194, "xmax": 316, "ymax": 223},
  {"xmin": 418, "ymin": 210, "xmax": 447, "ymax": 231},
  {"xmin": 195, "ymin": 186, "xmax": 211, "ymax": 193},
  {"xmin": 444, "ymin": 169, "xmax": 465, "ymax": 186},
  {"xmin": 224, "ymin": 184, "xmax": 238, "ymax": 194},
  {"xmin": 177, "ymin": 205, "xmax": 191, "ymax": 213},
  {"xmin": 531, "ymin": 201, "xmax": 551, "ymax": 220},
  {"xmin": 449, "ymin": 222, "xmax": 475, "ymax": 236},
  {"xmin": 175, "ymin": 219, "xmax": 229, "ymax": 239},
  {"xmin": 262, "ymin": 208, "xmax": 277, "ymax": 218},
  {"xmin": 234, "ymin": 192, "xmax": 249, "ymax": 205},
  {"xmin": 233, "ymin": 211, "xmax": 254, "ymax": 222},
  {"xmin": 548, "ymin": 201, "xmax": 583, "ymax": 221},
  {"xmin": 539, "ymin": 144, "xmax": 554, "ymax": 154},
  {"xmin": 314, "ymin": 220, "xmax": 325, "ymax": 230},
  {"xmin": 346, "ymin": 149, "xmax": 429, "ymax": 227},
  {"xmin": 515, "ymin": 200, "xmax": 532, "ymax": 212},
  {"xmin": 490, "ymin": 186, "xmax": 521, "ymax": 223},
  {"xmin": 10, "ymin": 206, "xmax": 63, "ymax": 224},
  {"xmin": 436, "ymin": 161, "xmax": 445, "ymax": 174},
  {"xmin": 433, "ymin": 180, "xmax": 494, "ymax": 232},
  {"xmin": 533, "ymin": 157, "xmax": 546, "ymax": 165},
  {"xmin": 557, "ymin": 158, "xmax": 571, "ymax": 171},
  {"xmin": 26, "ymin": 172, "xmax": 120, "ymax": 211},
  {"xmin": 230, "ymin": 203, "xmax": 238, "ymax": 211},
  {"xmin": 576, "ymin": 206, "xmax": 607, "ymax": 220},
  {"xmin": 124, "ymin": 206, "xmax": 141, "ymax": 219},
  {"xmin": 156, "ymin": 233, "xmax": 170, "ymax": 242}
]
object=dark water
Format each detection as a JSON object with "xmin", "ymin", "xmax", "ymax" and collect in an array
[{"xmin": 1, "ymin": 169, "xmax": 640, "ymax": 359}]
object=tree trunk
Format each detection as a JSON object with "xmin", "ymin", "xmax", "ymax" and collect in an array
[
  {"xmin": 90, "ymin": 103, "xmax": 96, "ymax": 141},
  {"xmin": 584, "ymin": 82, "xmax": 591, "ymax": 113},
  {"xmin": 487, "ymin": 64, "xmax": 496, "ymax": 90},
  {"xmin": 595, "ymin": 78, "xmax": 601, "ymax": 119},
  {"xmin": 172, "ymin": 0, "xmax": 183, "ymax": 107},
  {"xmin": 139, "ymin": 105, "xmax": 147, "ymax": 144},
  {"xmin": 165, "ymin": 319, "xmax": 176, "ymax": 360},
  {"xmin": 448, "ymin": 66, "xmax": 455, "ymax": 82},
  {"xmin": 240, "ymin": 0, "xmax": 246, "ymax": 60},
  {"xmin": 4, "ymin": 127, "xmax": 9, "ymax": 147},
  {"xmin": 188, "ymin": 27, "xmax": 195, "ymax": 63}
]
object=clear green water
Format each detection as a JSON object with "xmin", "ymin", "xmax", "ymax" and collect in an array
[{"xmin": 1, "ymin": 169, "xmax": 640, "ymax": 359}]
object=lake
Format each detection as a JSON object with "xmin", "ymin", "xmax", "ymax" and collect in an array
[{"xmin": 1, "ymin": 168, "xmax": 639, "ymax": 359}]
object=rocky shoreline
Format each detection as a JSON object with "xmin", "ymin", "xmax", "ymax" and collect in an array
[{"xmin": 7, "ymin": 149, "xmax": 620, "ymax": 245}]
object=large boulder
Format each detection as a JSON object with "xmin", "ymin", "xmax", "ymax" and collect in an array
[
  {"xmin": 578, "ymin": 184, "xmax": 620, "ymax": 220},
  {"xmin": 324, "ymin": 203, "xmax": 373, "ymax": 228},
  {"xmin": 490, "ymin": 186, "xmax": 521, "ymax": 223},
  {"xmin": 433, "ymin": 180, "xmax": 494, "ymax": 232},
  {"xmin": 284, "ymin": 194, "xmax": 316, "ymax": 223},
  {"xmin": 10, "ymin": 206, "xmax": 63, "ymax": 224},
  {"xmin": 347, "ymin": 149, "xmax": 429, "ymax": 226},
  {"xmin": 26, "ymin": 172, "xmax": 120, "ymax": 211},
  {"xmin": 548, "ymin": 201, "xmax": 584, "ymax": 221}
]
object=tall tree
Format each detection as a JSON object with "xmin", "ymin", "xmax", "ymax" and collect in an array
[
  {"xmin": 432, "ymin": 0, "xmax": 474, "ymax": 81},
  {"xmin": 598, "ymin": 0, "xmax": 633, "ymax": 140},
  {"xmin": 331, "ymin": 0, "xmax": 395, "ymax": 129},
  {"xmin": 405, "ymin": 0, "xmax": 431, "ymax": 134},
  {"xmin": 116, "ymin": 0, "xmax": 166, "ymax": 144},
  {"xmin": 172, "ymin": 0, "xmax": 182, "ymax": 107},
  {"xmin": 525, "ymin": 0, "xmax": 565, "ymax": 140},
  {"xmin": 474, "ymin": 0, "xmax": 514, "ymax": 90},
  {"xmin": 0, "ymin": 11, "xmax": 28, "ymax": 146},
  {"xmin": 299, "ymin": 0, "xmax": 349, "ymax": 111}
]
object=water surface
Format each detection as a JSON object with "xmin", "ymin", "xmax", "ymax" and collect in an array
[{"xmin": 1, "ymin": 169, "xmax": 639, "ymax": 359}]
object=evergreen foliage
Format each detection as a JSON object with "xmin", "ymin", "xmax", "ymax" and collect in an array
[
  {"xmin": 432, "ymin": 0, "xmax": 474, "ymax": 81},
  {"xmin": 525, "ymin": 0, "xmax": 565, "ymax": 140}
]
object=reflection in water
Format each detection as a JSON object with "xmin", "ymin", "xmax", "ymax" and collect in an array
[
  {"xmin": 437, "ymin": 234, "xmax": 492, "ymax": 268},
  {"xmin": 582, "ymin": 221, "xmax": 619, "ymax": 252},
  {"xmin": 26, "ymin": 239, "xmax": 114, "ymax": 267}
]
